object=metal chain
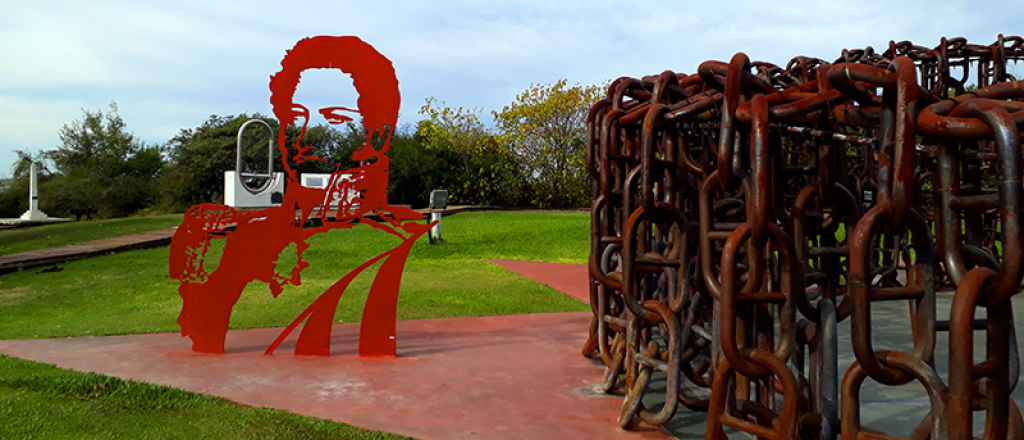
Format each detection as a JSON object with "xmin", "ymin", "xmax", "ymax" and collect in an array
[{"xmin": 584, "ymin": 34, "xmax": 1024, "ymax": 439}]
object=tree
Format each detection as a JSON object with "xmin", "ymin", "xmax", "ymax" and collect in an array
[
  {"xmin": 44, "ymin": 103, "xmax": 164, "ymax": 217},
  {"xmin": 10, "ymin": 150, "xmax": 44, "ymax": 181},
  {"xmin": 350, "ymin": 122, "xmax": 430, "ymax": 207},
  {"xmin": 287, "ymin": 123, "xmax": 356, "ymax": 175},
  {"xmin": 417, "ymin": 98, "xmax": 527, "ymax": 206},
  {"xmin": 493, "ymin": 79, "xmax": 602, "ymax": 208}
]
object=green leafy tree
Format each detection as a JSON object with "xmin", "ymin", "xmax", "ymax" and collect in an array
[
  {"xmin": 43, "ymin": 103, "xmax": 164, "ymax": 217},
  {"xmin": 287, "ymin": 123, "xmax": 355, "ymax": 174},
  {"xmin": 417, "ymin": 98, "xmax": 527, "ymax": 206},
  {"xmin": 493, "ymin": 79, "xmax": 601, "ymax": 208},
  {"xmin": 10, "ymin": 150, "xmax": 44, "ymax": 181}
]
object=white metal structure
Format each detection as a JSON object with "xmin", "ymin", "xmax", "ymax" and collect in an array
[
  {"xmin": 224, "ymin": 119, "xmax": 284, "ymax": 208},
  {"xmin": 224, "ymin": 171, "xmax": 285, "ymax": 208},
  {"xmin": 300, "ymin": 172, "xmax": 359, "ymax": 211}
]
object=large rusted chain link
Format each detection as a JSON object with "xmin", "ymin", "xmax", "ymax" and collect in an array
[{"xmin": 583, "ymin": 35, "xmax": 1024, "ymax": 439}]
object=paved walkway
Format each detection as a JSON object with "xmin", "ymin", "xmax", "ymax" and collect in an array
[
  {"xmin": 0, "ymin": 314, "xmax": 676, "ymax": 440},
  {"xmin": 0, "ymin": 227, "xmax": 177, "ymax": 273}
]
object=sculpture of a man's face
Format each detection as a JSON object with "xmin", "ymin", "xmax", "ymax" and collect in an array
[
  {"xmin": 270, "ymin": 36, "xmax": 400, "ymax": 174},
  {"xmin": 291, "ymin": 69, "xmax": 361, "ymax": 132}
]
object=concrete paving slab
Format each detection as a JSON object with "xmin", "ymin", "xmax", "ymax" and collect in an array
[{"xmin": 0, "ymin": 313, "xmax": 672, "ymax": 440}]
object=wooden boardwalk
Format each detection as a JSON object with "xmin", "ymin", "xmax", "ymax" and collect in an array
[{"xmin": 0, "ymin": 227, "xmax": 178, "ymax": 274}]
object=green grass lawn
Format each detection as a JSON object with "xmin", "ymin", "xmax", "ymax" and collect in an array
[
  {"xmin": 0, "ymin": 210, "xmax": 589, "ymax": 339},
  {"xmin": 0, "ymin": 210, "xmax": 591, "ymax": 439},
  {"xmin": 0, "ymin": 214, "xmax": 185, "ymax": 256},
  {"xmin": 0, "ymin": 355, "xmax": 409, "ymax": 440}
]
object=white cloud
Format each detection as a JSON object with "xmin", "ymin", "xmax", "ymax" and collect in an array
[{"xmin": 1, "ymin": 0, "xmax": 1022, "ymax": 172}]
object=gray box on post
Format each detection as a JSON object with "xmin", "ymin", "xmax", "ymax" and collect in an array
[
  {"xmin": 427, "ymin": 189, "xmax": 448, "ymax": 243},
  {"xmin": 428, "ymin": 189, "xmax": 449, "ymax": 211}
]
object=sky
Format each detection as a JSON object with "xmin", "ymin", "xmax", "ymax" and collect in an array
[{"xmin": 1, "ymin": 0, "xmax": 1021, "ymax": 177}]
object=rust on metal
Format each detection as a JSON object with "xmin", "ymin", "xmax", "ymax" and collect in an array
[{"xmin": 584, "ymin": 35, "xmax": 1024, "ymax": 439}]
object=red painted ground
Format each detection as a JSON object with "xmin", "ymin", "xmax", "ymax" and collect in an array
[
  {"xmin": 490, "ymin": 259, "xmax": 591, "ymax": 303},
  {"xmin": 0, "ymin": 261, "xmax": 672, "ymax": 439},
  {"xmin": 0, "ymin": 314, "xmax": 669, "ymax": 439}
]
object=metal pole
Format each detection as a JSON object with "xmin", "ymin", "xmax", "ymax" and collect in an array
[{"xmin": 430, "ymin": 211, "xmax": 442, "ymax": 241}]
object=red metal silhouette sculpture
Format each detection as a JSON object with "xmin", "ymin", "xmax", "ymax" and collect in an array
[{"xmin": 169, "ymin": 36, "xmax": 431, "ymax": 357}]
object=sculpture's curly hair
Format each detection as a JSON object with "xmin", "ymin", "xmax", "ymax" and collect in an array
[{"xmin": 269, "ymin": 36, "xmax": 400, "ymax": 150}]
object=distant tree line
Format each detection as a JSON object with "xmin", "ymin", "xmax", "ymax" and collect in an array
[{"xmin": 0, "ymin": 80, "xmax": 601, "ymax": 219}]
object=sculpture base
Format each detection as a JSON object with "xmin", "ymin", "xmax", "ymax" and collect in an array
[
  {"xmin": 0, "ymin": 216, "xmax": 72, "ymax": 226},
  {"xmin": 19, "ymin": 209, "xmax": 51, "ymax": 221}
]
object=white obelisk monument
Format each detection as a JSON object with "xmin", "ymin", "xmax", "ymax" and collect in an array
[{"xmin": 19, "ymin": 162, "xmax": 51, "ymax": 221}]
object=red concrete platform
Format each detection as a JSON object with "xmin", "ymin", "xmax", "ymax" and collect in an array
[
  {"xmin": 0, "ymin": 314, "xmax": 670, "ymax": 439},
  {"xmin": 0, "ymin": 260, "xmax": 672, "ymax": 439}
]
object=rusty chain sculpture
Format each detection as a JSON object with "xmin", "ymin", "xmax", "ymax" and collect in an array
[{"xmin": 584, "ymin": 35, "xmax": 1024, "ymax": 439}]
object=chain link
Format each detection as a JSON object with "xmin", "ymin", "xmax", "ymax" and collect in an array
[{"xmin": 585, "ymin": 35, "xmax": 1024, "ymax": 439}]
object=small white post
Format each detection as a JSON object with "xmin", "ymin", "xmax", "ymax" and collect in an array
[
  {"xmin": 430, "ymin": 211, "xmax": 442, "ymax": 241},
  {"xmin": 20, "ymin": 162, "xmax": 50, "ymax": 221}
]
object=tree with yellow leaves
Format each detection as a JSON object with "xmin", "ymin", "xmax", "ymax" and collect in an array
[
  {"xmin": 418, "ymin": 97, "xmax": 527, "ymax": 206},
  {"xmin": 493, "ymin": 79, "xmax": 602, "ymax": 208}
]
